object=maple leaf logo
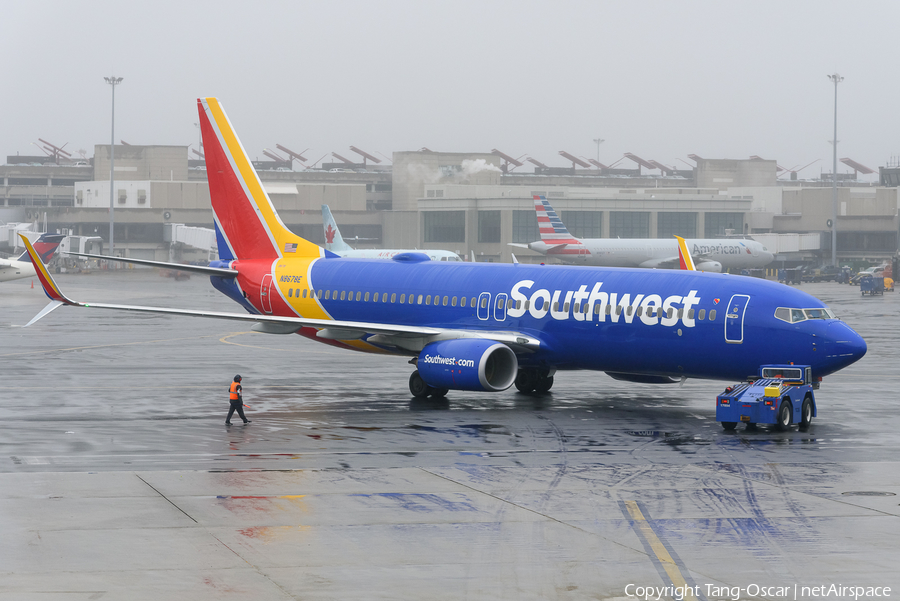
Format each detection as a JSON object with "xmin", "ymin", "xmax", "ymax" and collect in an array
[{"xmin": 325, "ymin": 224, "xmax": 336, "ymax": 244}]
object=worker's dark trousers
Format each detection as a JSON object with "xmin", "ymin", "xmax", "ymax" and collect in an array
[{"xmin": 226, "ymin": 401, "xmax": 247, "ymax": 423}]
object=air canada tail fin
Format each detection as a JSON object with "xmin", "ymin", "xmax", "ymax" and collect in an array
[
  {"xmin": 16, "ymin": 233, "xmax": 65, "ymax": 264},
  {"xmin": 322, "ymin": 205, "xmax": 353, "ymax": 252},
  {"xmin": 197, "ymin": 98, "xmax": 324, "ymax": 261},
  {"xmin": 533, "ymin": 195, "xmax": 581, "ymax": 246}
]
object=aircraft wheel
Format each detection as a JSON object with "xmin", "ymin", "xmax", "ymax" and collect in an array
[
  {"xmin": 721, "ymin": 422, "xmax": 737, "ymax": 431},
  {"xmin": 800, "ymin": 396, "xmax": 813, "ymax": 430},
  {"xmin": 409, "ymin": 371, "xmax": 432, "ymax": 398},
  {"xmin": 431, "ymin": 387, "xmax": 449, "ymax": 399},
  {"xmin": 776, "ymin": 399, "xmax": 793, "ymax": 431},
  {"xmin": 515, "ymin": 369, "xmax": 537, "ymax": 393},
  {"xmin": 534, "ymin": 375, "xmax": 554, "ymax": 393},
  {"xmin": 745, "ymin": 423, "xmax": 758, "ymax": 431}
]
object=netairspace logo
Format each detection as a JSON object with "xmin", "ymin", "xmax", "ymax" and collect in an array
[
  {"xmin": 422, "ymin": 354, "xmax": 475, "ymax": 368},
  {"xmin": 624, "ymin": 583, "xmax": 892, "ymax": 601}
]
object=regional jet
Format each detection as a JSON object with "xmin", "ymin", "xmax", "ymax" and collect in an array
[
  {"xmin": 22, "ymin": 99, "xmax": 865, "ymax": 402},
  {"xmin": 0, "ymin": 233, "xmax": 64, "ymax": 283},
  {"xmin": 322, "ymin": 204, "xmax": 461, "ymax": 262},
  {"xmin": 510, "ymin": 197, "xmax": 774, "ymax": 272}
]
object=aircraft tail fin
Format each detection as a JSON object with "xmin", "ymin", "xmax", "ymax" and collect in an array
[
  {"xmin": 533, "ymin": 196, "xmax": 581, "ymax": 246},
  {"xmin": 322, "ymin": 205, "xmax": 353, "ymax": 252},
  {"xmin": 16, "ymin": 233, "xmax": 65, "ymax": 264},
  {"xmin": 675, "ymin": 235, "xmax": 696, "ymax": 271},
  {"xmin": 197, "ymin": 98, "xmax": 324, "ymax": 261}
]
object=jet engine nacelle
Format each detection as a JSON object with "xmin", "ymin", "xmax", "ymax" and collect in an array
[
  {"xmin": 418, "ymin": 339, "xmax": 518, "ymax": 392},
  {"xmin": 696, "ymin": 260, "xmax": 722, "ymax": 273}
]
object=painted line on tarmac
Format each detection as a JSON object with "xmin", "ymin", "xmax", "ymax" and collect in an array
[
  {"xmin": 219, "ymin": 332, "xmax": 339, "ymax": 354},
  {"xmin": 0, "ymin": 333, "xmax": 224, "ymax": 358},
  {"xmin": 619, "ymin": 500, "xmax": 707, "ymax": 601}
]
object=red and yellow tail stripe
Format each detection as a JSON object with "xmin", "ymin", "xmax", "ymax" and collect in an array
[
  {"xmin": 675, "ymin": 235, "xmax": 696, "ymax": 271},
  {"xmin": 198, "ymin": 98, "xmax": 324, "ymax": 261},
  {"xmin": 19, "ymin": 234, "xmax": 75, "ymax": 304}
]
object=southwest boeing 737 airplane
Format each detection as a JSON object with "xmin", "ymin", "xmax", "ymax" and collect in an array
[
  {"xmin": 510, "ymin": 197, "xmax": 774, "ymax": 272},
  {"xmin": 0, "ymin": 233, "xmax": 64, "ymax": 283},
  {"xmin": 21, "ymin": 98, "xmax": 866, "ymax": 403},
  {"xmin": 322, "ymin": 204, "xmax": 462, "ymax": 261}
]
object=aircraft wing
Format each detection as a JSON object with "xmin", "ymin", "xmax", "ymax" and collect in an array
[
  {"xmin": 66, "ymin": 252, "xmax": 238, "ymax": 276},
  {"xmin": 639, "ymin": 256, "xmax": 680, "ymax": 269},
  {"xmin": 22, "ymin": 236, "xmax": 542, "ymax": 352}
]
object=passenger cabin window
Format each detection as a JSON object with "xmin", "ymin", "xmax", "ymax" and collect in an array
[
  {"xmin": 451, "ymin": 296, "xmax": 457, "ymax": 307},
  {"xmin": 698, "ymin": 308, "xmax": 705, "ymax": 320},
  {"xmin": 480, "ymin": 297, "xmax": 488, "ymax": 309},
  {"xmin": 340, "ymin": 291, "xmax": 346, "ymax": 301},
  {"xmin": 400, "ymin": 294, "xmax": 406, "ymax": 303},
  {"xmin": 373, "ymin": 292, "xmax": 379, "ymax": 302},
  {"xmin": 426, "ymin": 295, "xmax": 431, "ymax": 305},
  {"xmin": 443, "ymin": 296, "xmax": 449, "ymax": 306},
  {"xmin": 288, "ymin": 289, "xmax": 293, "ymax": 298},
  {"xmin": 709, "ymin": 309, "xmax": 716, "ymax": 320},
  {"xmin": 391, "ymin": 293, "xmax": 397, "ymax": 303},
  {"xmin": 418, "ymin": 295, "xmax": 424, "ymax": 305},
  {"xmin": 364, "ymin": 292, "xmax": 370, "ymax": 302},
  {"xmin": 325, "ymin": 290, "xmax": 331, "ymax": 300}
]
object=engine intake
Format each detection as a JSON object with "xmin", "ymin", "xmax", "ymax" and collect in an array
[{"xmin": 418, "ymin": 339, "xmax": 518, "ymax": 392}]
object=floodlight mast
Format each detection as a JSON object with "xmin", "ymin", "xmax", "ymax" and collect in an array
[
  {"xmin": 104, "ymin": 76, "xmax": 123, "ymax": 257},
  {"xmin": 828, "ymin": 73, "xmax": 843, "ymax": 268}
]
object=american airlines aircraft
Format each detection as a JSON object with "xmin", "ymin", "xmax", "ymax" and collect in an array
[
  {"xmin": 510, "ymin": 197, "xmax": 774, "ymax": 272},
  {"xmin": 22, "ymin": 98, "xmax": 865, "ymax": 410},
  {"xmin": 322, "ymin": 204, "xmax": 461, "ymax": 262},
  {"xmin": 0, "ymin": 233, "xmax": 64, "ymax": 283}
]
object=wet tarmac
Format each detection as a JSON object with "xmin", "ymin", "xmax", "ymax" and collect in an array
[{"xmin": 1, "ymin": 271, "xmax": 899, "ymax": 599}]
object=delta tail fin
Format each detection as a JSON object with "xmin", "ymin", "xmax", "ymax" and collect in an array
[
  {"xmin": 197, "ymin": 98, "xmax": 325, "ymax": 261},
  {"xmin": 675, "ymin": 235, "xmax": 696, "ymax": 271},
  {"xmin": 16, "ymin": 233, "xmax": 65, "ymax": 264},
  {"xmin": 322, "ymin": 205, "xmax": 353, "ymax": 252}
]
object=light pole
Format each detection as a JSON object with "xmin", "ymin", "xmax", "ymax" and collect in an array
[
  {"xmin": 593, "ymin": 138, "xmax": 605, "ymax": 163},
  {"xmin": 828, "ymin": 73, "xmax": 843, "ymax": 268},
  {"xmin": 104, "ymin": 76, "xmax": 123, "ymax": 257}
]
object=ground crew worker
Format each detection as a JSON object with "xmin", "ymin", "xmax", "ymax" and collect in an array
[{"xmin": 226, "ymin": 375, "xmax": 251, "ymax": 425}]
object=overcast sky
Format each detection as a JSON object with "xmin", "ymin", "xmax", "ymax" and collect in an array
[{"xmin": 2, "ymin": 1, "xmax": 895, "ymax": 180}]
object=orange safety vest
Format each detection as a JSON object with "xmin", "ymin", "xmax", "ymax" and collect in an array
[{"xmin": 229, "ymin": 381, "xmax": 241, "ymax": 401}]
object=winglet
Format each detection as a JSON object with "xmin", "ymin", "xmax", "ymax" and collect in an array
[
  {"xmin": 19, "ymin": 234, "xmax": 77, "ymax": 304},
  {"xmin": 675, "ymin": 235, "xmax": 696, "ymax": 271}
]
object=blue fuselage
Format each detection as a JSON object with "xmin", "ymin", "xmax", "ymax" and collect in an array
[{"xmin": 222, "ymin": 257, "xmax": 866, "ymax": 383}]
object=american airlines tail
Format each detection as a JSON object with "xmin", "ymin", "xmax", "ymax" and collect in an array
[
  {"xmin": 322, "ymin": 204, "xmax": 353, "ymax": 252},
  {"xmin": 197, "ymin": 98, "xmax": 326, "ymax": 262},
  {"xmin": 533, "ymin": 195, "xmax": 589, "ymax": 257}
]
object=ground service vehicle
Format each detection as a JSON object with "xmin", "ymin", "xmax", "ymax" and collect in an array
[
  {"xmin": 716, "ymin": 365, "xmax": 816, "ymax": 431},
  {"xmin": 859, "ymin": 275, "xmax": 885, "ymax": 296}
]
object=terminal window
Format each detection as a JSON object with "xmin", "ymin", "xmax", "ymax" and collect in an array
[
  {"xmin": 512, "ymin": 210, "xmax": 540, "ymax": 243},
  {"xmin": 610, "ymin": 212, "xmax": 650, "ymax": 238},
  {"xmin": 657, "ymin": 212, "xmax": 697, "ymax": 238},
  {"xmin": 478, "ymin": 211, "xmax": 501, "ymax": 243},
  {"xmin": 562, "ymin": 211, "xmax": 602, "ymax": 238},
  {"xmin": 705, "ymin": 212, "xmax": 744, "ymax": 237},
  {"xmin": 424, "ymin": 211, "xmax": 465, "ymax": 243}
]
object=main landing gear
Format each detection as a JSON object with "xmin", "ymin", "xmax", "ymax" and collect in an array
[
  {"xmin": 408, "ymin": 371, "xmax": 449, "ymax": 399},
  {"xmin": 514, "ymin": 368, "xmax": 554, "ymax": 393}
]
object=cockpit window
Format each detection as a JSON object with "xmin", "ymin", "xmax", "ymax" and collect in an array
[
  {"xmin": 775, "ymin": 307, "xmax": 836, "ymax": 323},
  {"xmin": 804, "ymin": 308, "xmax": 835, "ymax": 320}
]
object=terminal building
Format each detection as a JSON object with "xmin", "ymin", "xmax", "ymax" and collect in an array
[{"xmin": 1, "ymin": 143, "xmax": 897, "ymax": 269}]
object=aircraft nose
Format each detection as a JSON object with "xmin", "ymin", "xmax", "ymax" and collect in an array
[{"xmin": 823, "ymin": 321, "xmax": 867, "ymax": 373}]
